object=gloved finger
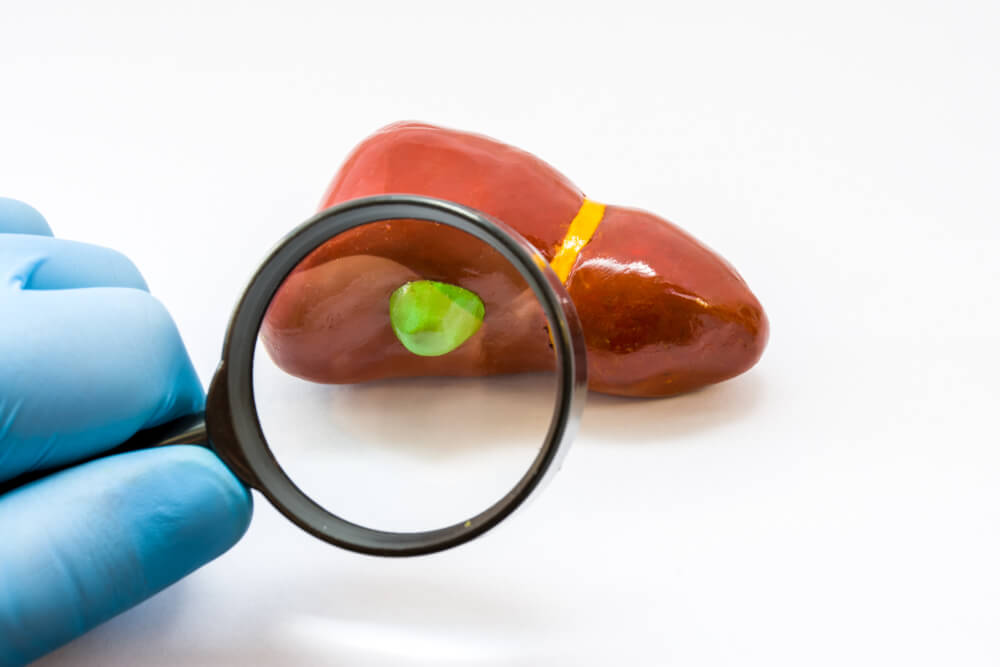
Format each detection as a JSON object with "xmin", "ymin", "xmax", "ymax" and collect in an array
[
  {"xmin": 0, "ymin": 234, "xmax": 148, "ymax": 291},
  {"xmin": 0, "ymin": 288, "xmax": 204, "ymax": 482},
  {"xmin": 0, "ymin": 445, "xmax": 253, "ymax": 666},
  {"xmin": 0, "ymin": 198, "xmax": 53, "ymax": 236}
]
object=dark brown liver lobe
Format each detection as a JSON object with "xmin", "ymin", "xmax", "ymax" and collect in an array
[{"xmin": 567, "ymin": 205, "xmax": 768, "ymax": 397}]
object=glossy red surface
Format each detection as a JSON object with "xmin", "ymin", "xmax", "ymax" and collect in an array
[
  {"xmin": 262, "ymin": 122, "xmax": 768, "ymax": 397},
  {"xmin": 319, "ymin": 122, "xmax": 582, "ymax": 260}
]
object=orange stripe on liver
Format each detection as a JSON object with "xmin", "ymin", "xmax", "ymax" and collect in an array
[{"xmin": 549, "ymin": 198, "xmax": 606, "ymax": 282}]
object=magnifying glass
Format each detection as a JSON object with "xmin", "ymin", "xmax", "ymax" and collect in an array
[{"xmin": 15, "ymin": 195, "xmax": 587, "ymax": 557}]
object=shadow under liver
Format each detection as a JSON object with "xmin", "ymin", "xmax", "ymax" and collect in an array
[{"xmin": 579, "ymin": 372, "xmax": 766, "ymax": 445}]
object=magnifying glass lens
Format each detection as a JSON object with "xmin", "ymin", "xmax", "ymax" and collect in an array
[{"xmin": 252, "ymin": 218, "xmax": 559, "ymax": 533}]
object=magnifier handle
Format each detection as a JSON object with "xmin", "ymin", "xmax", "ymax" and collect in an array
[
  {"xmin": 120, "ymin": 412, "xmax": 209, "ymax": 449},
  {"xmin": 0, "ymin": 413, "xmax": 209, "ymax": 496}
]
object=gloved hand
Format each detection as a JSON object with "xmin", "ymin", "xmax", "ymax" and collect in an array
[{"xmin": 0, "ymin": 198, "xmax": 253, "ymax": 666}]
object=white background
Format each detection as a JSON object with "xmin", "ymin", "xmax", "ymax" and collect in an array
[{"xmin": 2, "ymin": 1, "xmax": 998, "ymax": 665}]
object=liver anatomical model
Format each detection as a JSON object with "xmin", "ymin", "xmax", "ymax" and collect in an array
[{"xmin": 262, "ymin": 122, "xmax": 768, "ymax": 398}]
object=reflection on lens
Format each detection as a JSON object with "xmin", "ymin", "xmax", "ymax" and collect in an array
[{"xmin": 252, "ymin": 219, "xmax": 558, "ymax": 533}]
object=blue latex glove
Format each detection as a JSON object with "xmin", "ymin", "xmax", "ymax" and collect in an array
[{"xmin": 0, "ymin": 198, "xmax": 253, "ymax": 666}]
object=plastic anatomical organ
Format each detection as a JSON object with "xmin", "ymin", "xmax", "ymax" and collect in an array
[{"xmin": 262, "ymin": 122, "xmax": 769, "ymax": 398}]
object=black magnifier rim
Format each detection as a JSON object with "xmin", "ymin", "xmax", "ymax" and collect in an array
[{"xmin": 206, "ymin": 194, "xmax": 588, "ymax": 557}]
